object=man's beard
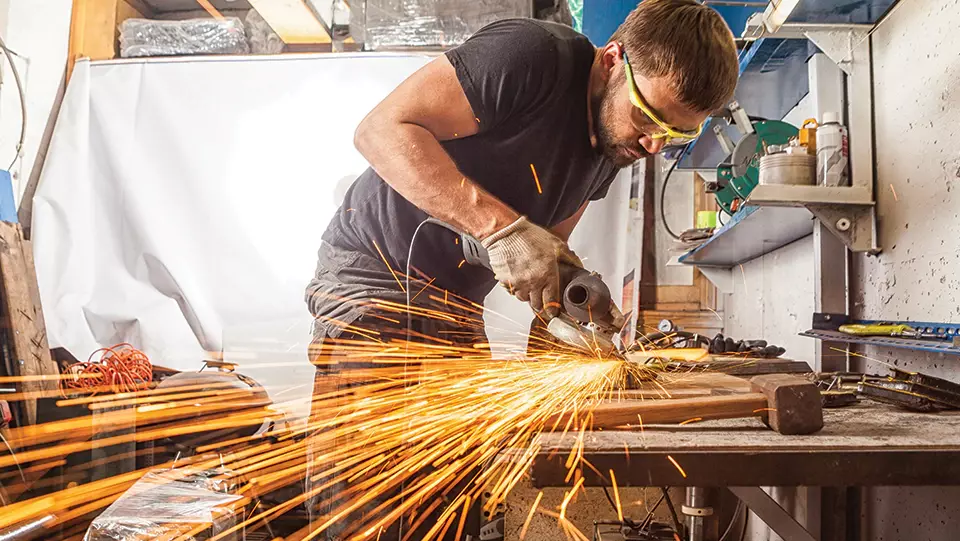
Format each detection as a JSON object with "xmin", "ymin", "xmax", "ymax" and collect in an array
[{"xmin": 592, "ymin": 88, "xmax": 650, "ymax": 168}]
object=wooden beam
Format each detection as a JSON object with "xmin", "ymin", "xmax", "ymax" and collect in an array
[
  {"xmin": 639, "ymin": 158, "xmax": 657, "ymax": 308},
  {"xmin": 247, "ymin": 0, "xmax": 331, "ymax": 44},
  {"xmin": 0, "ymin": 222, "xmax": 58, "ymax": 425},
  {"xmin": 67, "ymin": 0, "xmax": 152, "ymax": 79}
]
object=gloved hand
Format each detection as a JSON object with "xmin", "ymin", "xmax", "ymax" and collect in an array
[{"xmin": 482, "ymin": 216, "xmax": 582, "ymax": 317}]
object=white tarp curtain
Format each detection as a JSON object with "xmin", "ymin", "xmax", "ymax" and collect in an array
[{"xmin": 33, "ymin": 54, "xmax": 634, "ymax": 373}]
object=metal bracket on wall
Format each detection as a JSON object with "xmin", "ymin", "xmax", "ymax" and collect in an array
[
  {"xmin": 742, "ymin": 19, "xmax": 880, "ymax": 255},
  {"xmin": 806, "ymin": 203, "xmax": 878, "ymax": 254}
]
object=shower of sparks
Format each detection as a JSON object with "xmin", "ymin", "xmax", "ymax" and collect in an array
[
  {"xmin": 530, "ymin": 164, "xmax": 543, "ymax": 194},
  {"xmin": 0, "ymin": 266, "xmax": 703, "ymax": 539}
]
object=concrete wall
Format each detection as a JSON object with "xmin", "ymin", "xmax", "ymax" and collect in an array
[
  {"xmin": 851, "ymin": 0, "xmax": 960, "ymax": 538},
  {"xmin": 0, "ymin": 0, "xmax": 72, "ymax": 203}
]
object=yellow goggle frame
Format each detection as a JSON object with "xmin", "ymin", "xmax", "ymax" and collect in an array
[{"xmin": 622, "ymin": 49, "xmax": 704, "ymax": 145}]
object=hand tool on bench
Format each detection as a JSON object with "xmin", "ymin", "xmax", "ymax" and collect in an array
[
  {"xmin": 548, "ymin": 374, "xmax": 823, "ymax": 435},
  {"xmin": 839, "ymin": 323, "xmax": 950, "ymax": 340}
]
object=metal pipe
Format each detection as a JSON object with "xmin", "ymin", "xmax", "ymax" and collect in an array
[
  {"xmin": 685, "ymin": 487, "xmax": 709, "ymax": 541},
  {"xmin": 0, "ymin": 515, "xmax": 55, "ymax": 541}
]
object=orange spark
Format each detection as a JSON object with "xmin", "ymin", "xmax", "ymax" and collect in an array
[
  {"xmin": 679, "ymin": 417, "xmax": 702, "ymax": 425},
  {"xmin": 890, "ymin": 183, "xmax": 899, "ymax": 201},
  {"xmin": 519, "ymin": 491, "xmax": 543, "ymax": 540},
  {"xmin": 609, "ymin": 469, "xmax": 623, "ymax": 521},
  {"xmin": 410, "ymin": 278, "xmax": 436, "ymax": 303},
  {"xmin": 454, "ymin": 495, "xmax": 471, "ymax": 541},
  {"xmin": 530, "ymin": 164, "xmax": 543, "ymax": 194},
  {"xmin": 458, "ymin": 259, "xmax": 466, "ymax": 269},
  {"xmin": 666, "ymin": 455, "xmax": 687, "ymax": 478},
  {"xmin": 371, "ymin": 240, "xmax": 406, "ymax": 293},
  {"xmin": 347, "ymin": 208, "xmax": 356, "ymax": 212},
  {"xmin": 753, "ymin": 408, "xmax": 777, "ymax": 413}
]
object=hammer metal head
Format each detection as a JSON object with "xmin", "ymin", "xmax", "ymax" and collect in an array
[{"xmin": 750, "ymin": 374, "xmax": 824, "ymax": 435}]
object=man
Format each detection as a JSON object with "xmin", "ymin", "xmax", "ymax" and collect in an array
[{"xmin": 305, "ymin": 0, "xmax": 738, "ymax": 537}]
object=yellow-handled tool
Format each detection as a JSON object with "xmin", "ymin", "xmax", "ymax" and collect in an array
[{"xmin": 839, "ymin": 323, "xmax": 944, "ymax": 339}]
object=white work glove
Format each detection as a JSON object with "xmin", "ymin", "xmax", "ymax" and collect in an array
[{"xmin": 482, "ymin": 217, "xmax": 582, "ymax": 317}]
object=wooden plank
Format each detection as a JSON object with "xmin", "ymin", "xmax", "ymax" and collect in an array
[
  {"xmin": 247, "ymin": 0, "xmax": 331, "ymax": 44},
  {"xmin": 547, "ymin": 394, "xmax": 769, "ymax": 430},
  {"xmin": 639, "ymin": 158, "xmax": 657, "ymax": 308},
  {"xmin": 0, "ymin": 223, "xmax": 57, "ymax": 425},
  {"xmin": 655, "ymin": 286, "xmax": 701, "ymax": 304}
]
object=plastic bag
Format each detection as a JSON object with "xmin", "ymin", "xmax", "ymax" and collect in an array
[
  {"xmin": 85, "ymin": 468, "xmax": 244, "ymax": 540},
  {"xmin": 353, "ymin": 0, "xmax": 531, "ymax": 50},
  {"xmin": 119, "ymin": 18, "xmax": 250, "ymax": 58}
]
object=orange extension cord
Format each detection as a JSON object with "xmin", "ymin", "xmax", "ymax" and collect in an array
[{"xmin": 60, "ymin": 343, "xmax": 153, "ymax": 397}]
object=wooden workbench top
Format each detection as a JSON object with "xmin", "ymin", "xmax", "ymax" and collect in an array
[{"xmin": 530, "ymin": 399, "xmax": 960, "ymax": 487}]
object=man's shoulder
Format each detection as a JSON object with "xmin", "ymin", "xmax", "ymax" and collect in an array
[{"xmin": 479, "ymin": 18, "xmax": 588, "ymax": 43}]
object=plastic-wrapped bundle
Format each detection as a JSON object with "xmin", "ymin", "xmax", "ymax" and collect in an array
[
  {"xmin": 353, "ymin": 0, "xmax": 532, "ymax": 50},
  {"xmin": 119, "ymin": 18, "xmax": 250, "ymax": 58},
  {"xmin": 84, "ymin": 469, "xmax": 243, "ymax": 540}
]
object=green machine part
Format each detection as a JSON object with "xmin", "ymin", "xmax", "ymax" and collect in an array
[{"xmin": 715, "ymin": 120, "xmax": 798, "ymax": 215}]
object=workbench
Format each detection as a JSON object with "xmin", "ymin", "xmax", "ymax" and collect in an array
[
  {"xmin": 525, "ymin": 371, "xmax": 960, "ymax": 541},
  {"xmin": 532, "ymin": 403, "xmax": 960, "ymax": 488}
]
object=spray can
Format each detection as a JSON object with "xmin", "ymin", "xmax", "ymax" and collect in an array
[{"xmin": 816, "ymin": 112, "xmax": 849, "ymax": 187}]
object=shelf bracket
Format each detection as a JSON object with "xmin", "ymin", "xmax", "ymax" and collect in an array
[
  {"xmin": 698, "ymin": 267, "xmax": 735, "ymax": 295},
  {"xmin": 805, "ymin": 203, "xmax": 879, "ymax": 254}
]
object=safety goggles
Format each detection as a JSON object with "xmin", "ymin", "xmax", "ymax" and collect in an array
[{"xmin": 621, "ymin": 48, "xmax": 704, "ymax": 146}]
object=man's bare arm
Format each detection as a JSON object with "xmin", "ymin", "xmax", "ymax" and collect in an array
[
  {"xmin": 354, "ymin": 56, "xmax": 520, "ymax": 241},
  {"xmin": 551, "ymin": 202, "xmax": 588, "ymax": 241}
]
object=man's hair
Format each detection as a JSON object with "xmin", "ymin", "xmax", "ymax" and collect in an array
[{"xmin": 610, "ymin": 0, "xmax": 739, "ymax": 114}]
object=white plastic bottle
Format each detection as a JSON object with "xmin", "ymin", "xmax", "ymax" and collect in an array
[{"xmin": 816, "ymin": 112, "xmax": 849, "ymax": 187}]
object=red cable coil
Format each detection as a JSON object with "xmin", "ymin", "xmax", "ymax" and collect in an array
[{"xmin": 60, "ymin": 343, "xmax": 153, "ymax": 397}]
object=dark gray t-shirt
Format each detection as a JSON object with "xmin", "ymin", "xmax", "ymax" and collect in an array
[{"xmin": 319, "ymin": 18, "xmax": 620, "ymax": 305}]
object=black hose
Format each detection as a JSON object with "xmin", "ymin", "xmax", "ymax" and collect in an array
[{"xmin": 658, "ymin": 145, "xmax": 692, "ymax": 241}]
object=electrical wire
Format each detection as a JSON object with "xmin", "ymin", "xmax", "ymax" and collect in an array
[
  {"xmin": 661, "ymin": 487, "xmax": 684, "ymax": 536},
  {"xmin": 658, "ymin": 145, "xmax": 691, "ymax": 241},
  {"xmin": 0, "ymin": 32, "xmax": 26, "ymax": 171},
  {"xmin": 0, "ymin": 429, "xmax": 26, "ymax": 488},
  {"xmin": 719, "ymin": 500, "xmax": 745, "ymax": 541},
  {"xmin": 401, "ymin": 217, "xmax": 462, "ymax": 540}
]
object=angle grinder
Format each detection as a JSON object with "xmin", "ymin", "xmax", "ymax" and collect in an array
[{"xmin": 460, "ymin": 233, "xmax": 626, "ymax": 359}]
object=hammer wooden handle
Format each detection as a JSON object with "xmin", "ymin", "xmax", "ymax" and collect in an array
[{"xmin": 549, "ymin": 394, "xmax": 770, "ymax": 430}]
